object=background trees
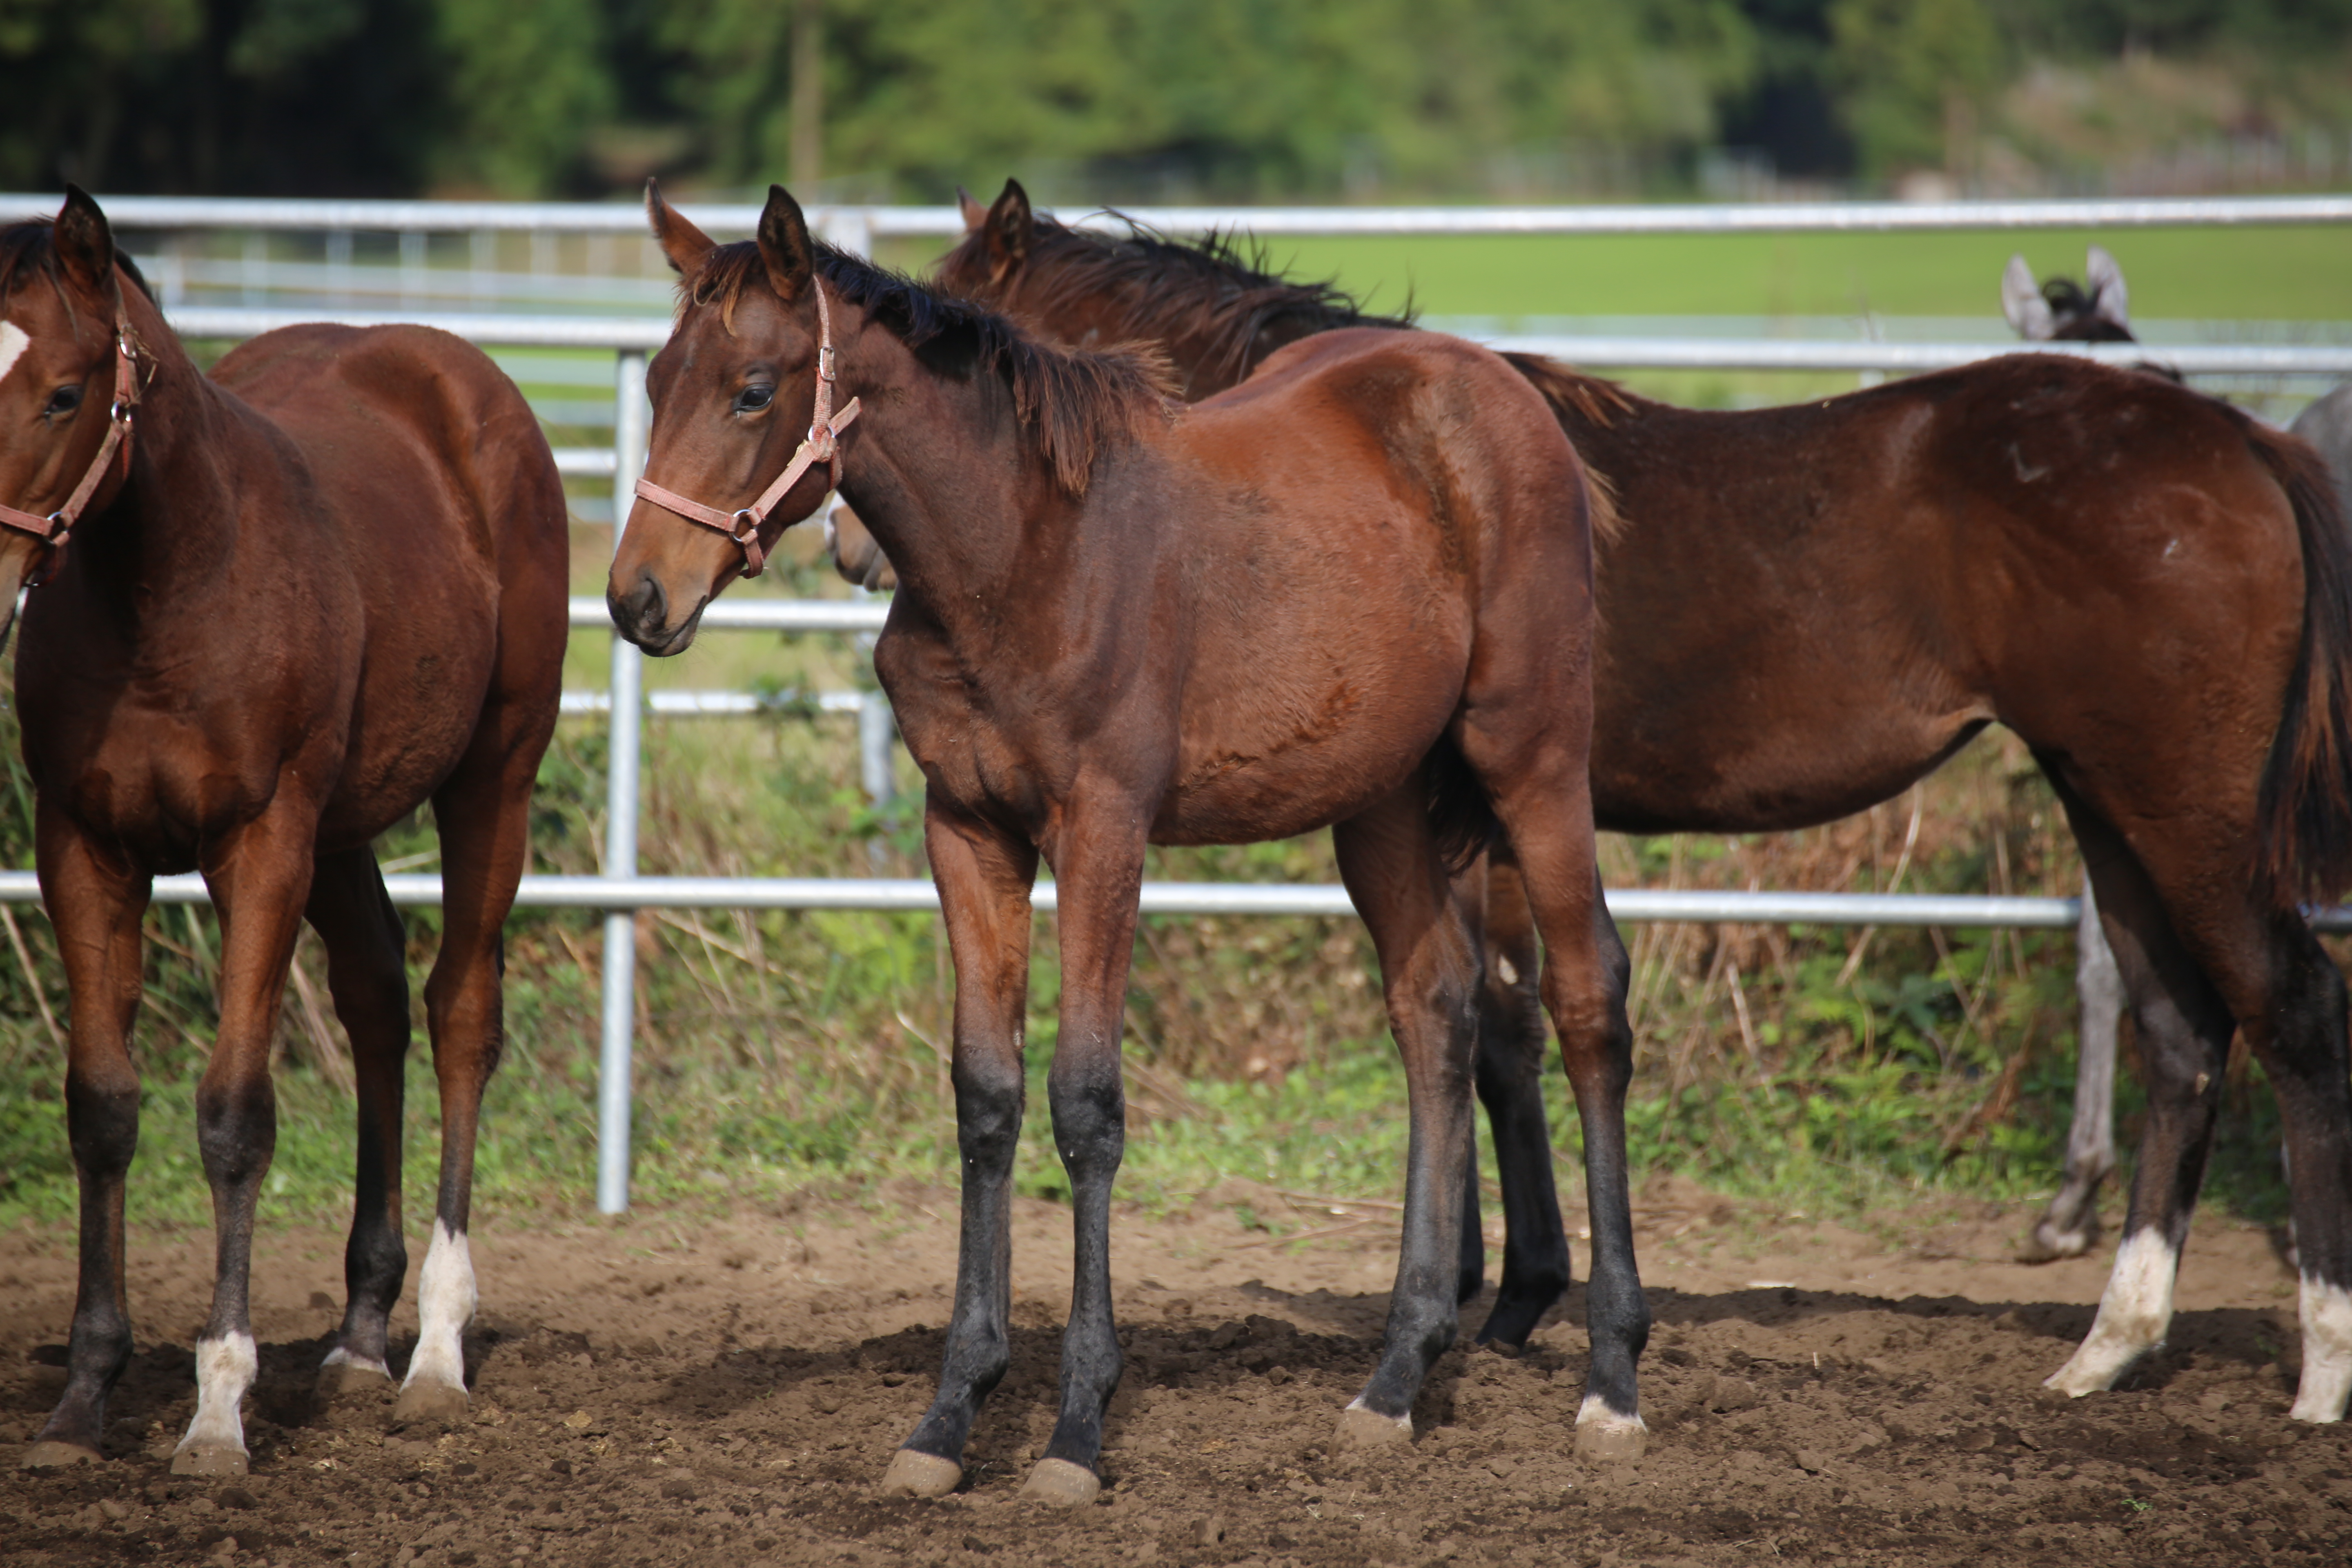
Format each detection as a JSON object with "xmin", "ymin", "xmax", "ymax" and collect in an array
[{"xmin": 1, "ymin": 0, "xmax": 2345, "ymax": 200}]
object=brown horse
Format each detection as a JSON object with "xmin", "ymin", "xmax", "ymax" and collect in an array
[
  {"xmin": 2, "ymin": 190, "xmax": 568, "ymax": 1474},
  {"xmin": 610, "ymin": 182, "xmax": 1642, "ymax": 1501},
  {"xmin": 930, "ymin": 181, "xmax": 2352, "ymax": 1426}
]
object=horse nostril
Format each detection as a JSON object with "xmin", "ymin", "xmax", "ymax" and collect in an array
[{"xmin": 615, "ymin": 572, "xmax": 666, "ymax": 639}]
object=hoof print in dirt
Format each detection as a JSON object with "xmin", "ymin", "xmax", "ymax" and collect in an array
[
  {"xmin": 1333, "ymin": 1404, "xmax": 1414, "ymax": 1452},
  {"xmin": 170, "ymin": 1441, "xmax": 249, "ymax": 1478},
  {"xmin": 20, "ymin": 1440, "xmax": 101, "ymax": 1470},
  {"xmin": 877, "ymin": 1448, "xmax": 963, "ymax": 1499},
  {"xmin": 390, "ymin": 1382, "xmax": 471, "ymax": 1428},
  {"xmin": 1018, "ymin": 1458, "xmax": 1101, "ymax": 1506}
]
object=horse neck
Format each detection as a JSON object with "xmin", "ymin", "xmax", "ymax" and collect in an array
[
  {"xmin": 62, "ymin": 292, "xmax": 247, "ymax": 620},
  {"xmin": 833, "ymin": 323, "xmax": 1072, "ymax": 633}
]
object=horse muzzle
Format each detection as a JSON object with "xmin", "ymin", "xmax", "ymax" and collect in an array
[{"xmin": 607, "ymin": 570, "xmax": 706, "ymax": 657}]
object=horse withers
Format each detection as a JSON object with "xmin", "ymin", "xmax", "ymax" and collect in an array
[
  {"xmin": 933, "ymin": 181, "xmax": 2352, "ymax": 1427},
  {"xmin": 2, "ymin": 190, "xmax": 568, "ymax": 1474},
  {"xmin": 610, "ymin": 182, "xmax": 1643, "ymax": 1501}
]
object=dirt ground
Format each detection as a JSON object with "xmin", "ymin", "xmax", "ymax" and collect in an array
[{"xmin": 3, "ymin": 1176, "xmax": 2348, "ymax": 1567}]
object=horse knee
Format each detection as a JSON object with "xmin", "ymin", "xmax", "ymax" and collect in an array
[
  {"xmin": 63, "ymin": 1067, "xmax": 140, "ymax": 1176},
  {"xmin": 193, "ymin": 1071, "xmax": 277, "ymax": 1188},
  {"xmin": 953, "ymin": 1057, "xmax": 1025, "ymax": 1172},
  {"xmin": 1047, "ymin": 1058, "xmax": 1126, "ymax": 1180}
]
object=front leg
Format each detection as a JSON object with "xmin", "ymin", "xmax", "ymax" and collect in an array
[
  {"xmin": 880, "ymin": 800, "xmax": 1038, "ymax": 1499},
  {"xmin": 1022, "ymin": 798, "xmax": 1150, "ymax": 1505},
  {"xmin": 174, "ymin": 808, "xmax": 321, "ymax": 1476},
  {"xmin": 23, "ymin": 813, "xmax": 150, "ymax": 1468}
]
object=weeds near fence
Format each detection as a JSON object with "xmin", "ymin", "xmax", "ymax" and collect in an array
[{"xmin": 0, "ymin": 573, "xmax": 2301, "ymax": 1239}]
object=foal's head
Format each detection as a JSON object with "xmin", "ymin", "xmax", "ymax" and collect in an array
[
  {"xmin": 2001, "ymin": 245, "xmax": 2134, "ymax": 343},
  {"xmin": 611, "ymin": 180, "xmax": 1174, "ymax": 655},
  {"xmin": 0, "ymin": 188, "xmax": 147, "ymax": 628}
]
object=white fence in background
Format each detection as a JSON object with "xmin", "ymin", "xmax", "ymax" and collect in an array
[{"xmin": 1, "ymin": 192, "xmax": 2347, "ymax": 1210}]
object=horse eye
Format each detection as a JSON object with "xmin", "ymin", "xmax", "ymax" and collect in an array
[
  {"xmin": 44, "ymin": 385, "xmax": 82, "ymax": 417},
  {"xmin": 734, "ymin": 385, "xmax": 774, "ymax": 414}
]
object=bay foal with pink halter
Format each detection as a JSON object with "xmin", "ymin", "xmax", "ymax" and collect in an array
[
  {"xmin": 612, "ymin": 183, "xmax": 1644, "ymax": 1501},
  {"xmin": 4, "ymin": 189, "xmax": 567, "ymax": 1474}
]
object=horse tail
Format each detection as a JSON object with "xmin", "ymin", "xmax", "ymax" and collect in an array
[{"xmin": 2250, "ymin": 421, "xmax": 2352, "ymax": 907}]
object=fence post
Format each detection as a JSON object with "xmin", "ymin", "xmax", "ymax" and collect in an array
[{"xmin": 597, "ymin": 349, "xmax": 649, "ymax": 1214}]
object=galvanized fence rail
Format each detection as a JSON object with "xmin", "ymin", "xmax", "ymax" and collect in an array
[{"xmin": 3, "ymin": 194, "xmax": 2347, "ymax": 1209}]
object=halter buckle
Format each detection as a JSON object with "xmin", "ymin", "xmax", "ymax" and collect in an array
[{"xmin": 730, "ymin": 509, "xmax": 760, "ymax": 543}]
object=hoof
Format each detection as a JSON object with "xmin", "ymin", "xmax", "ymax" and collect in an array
[
  {"xmin": 171, "ymin": 1441, "xmax": 249, "ymax": 1477},
  {"xmin": 1019, "ymin": 1457, "xmax": 1100, "ymax": 1507},
  {"xmin": 877, "ymin": 1448, "xmax": 963, "ymax": 1499},
  {"xmin": 2018, "ymin": 1224, "xmax": 2092, "ymax": 1264},
  {"xmin": 390, "ymin": 1379, "xmax": 470, "ymax": 1428},
  {"xmin": 21, "ymin": 1440, "xmax": 101, "ymax": 1470},
  {"xmin": 1334, "ymin": 1403, "xmax": 1413, "ymax": 1452},
  {"xmin": 317, "ymin": 1360, "xmax": 393, "ymax": 1401},
  {"xmin": 1574, "ymin": 1400, "xmax": 1649, "ymax": 1463}
]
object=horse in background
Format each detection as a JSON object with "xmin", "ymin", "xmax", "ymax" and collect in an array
[
  {"xmin": 923, "ymin": 180, "xmax": 2352, "ymax": 1428},
  {"xmin": 4, "ymin": 190, "xmax": 568, "ymax": 1475},
  {"xmin": 2005, "ymin": 243, "xmax": 2352, "ymax": 1263}
]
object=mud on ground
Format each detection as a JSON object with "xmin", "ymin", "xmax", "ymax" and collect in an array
[{"xmin": 4, "ymin": 1177, "xmax": 2348, "ymax": 1566}]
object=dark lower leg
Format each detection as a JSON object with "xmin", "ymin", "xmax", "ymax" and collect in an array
[
  {"xmin": 310, "ymin": 853, "xmax": 410, "ymax": 1374},
  {"xmin": 1457, "ymin": 1127, "xmax": 1485, "ymax": 1305},
  {"xmin": 1470, "ymin": 855, "xmax": 1569, "ymax": 1345},
  {"xmin": 1561, "ymin": 899, "xmax": 1647, "ymax": 1441},
  {"xmin": 904, "ymin": 1056, "xmax": 1022, "ymax": 1462},
  {"xmin": 1040, "ymin": 1045, "xmax": 1126, "ymax": 1470},
  {"xmin": 32, "ymin": 1063, "xmax": 141, "ymax": 1458},
  {"xmin": 2250, "ymin": 927, "xmax": 2352, "ymax": 1421}
]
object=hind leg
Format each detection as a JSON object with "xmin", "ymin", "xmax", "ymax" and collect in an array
[
  {"xmin": 2025, "ymin": 875, "xmax": 2122, "ymax": 1262},
  {"xmin": 394, "ymin": 721, "xmax": 542, "ymax": 1427},
  {"xmin": 1466, "ymin": 842, "xmax": 1572, "ymax": 1348},
  {"xmin": 1455, "ymin": 730, "xmax": 1644, "ymax": 1461},
  {"xmin": 306, "ymin": 848, "xmax": 412, "ymax": 1392},
  {"xmin": 1330, "ymin": 783, "xmax": 1483, "ymax": 1448},
  {"xmin": 23, "ymin": 815, "xmax": 149, "ymax": 1468},
  {"xmin": 2042, "ymin": 801, "xmax": 2237, "ymax": 1398}
]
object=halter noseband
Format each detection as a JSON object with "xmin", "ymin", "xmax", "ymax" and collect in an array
[
  {"xmin": 0, "ymin": 311, "xmax": 142, "ymax": 568},
  {"xmin": 632, "ymin": 279, "xmax": 863, "ymax": 579}
]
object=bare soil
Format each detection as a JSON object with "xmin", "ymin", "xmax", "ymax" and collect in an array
[{"xmin": 4, "ymin": 1176, "xmax": 2347, "ymax": 1566}]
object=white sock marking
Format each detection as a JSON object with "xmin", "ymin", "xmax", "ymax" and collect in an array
[
  {"xmin": 2046, "ymin": 1228, "xmax": 2177, "ymax": 1396},
  {"xmin": 0, "ymin": 323, "xmax": 29, "ymax": 387},
  {"xmin": 403, "ymin": 1219, "xmax": 477, "ymax": 1395},
  {"xmin": 2290, "ymin": 1274, "xmax": 2352, "ymax": 1423},
  {"xmin": 177, "ymin": 1331, "xmax": 257, "ymax": 1459}
]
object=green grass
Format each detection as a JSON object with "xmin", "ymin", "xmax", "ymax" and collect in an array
[{"xmin": 1252, "ymin": 225, "xmax": 2352, "ymax": 323}]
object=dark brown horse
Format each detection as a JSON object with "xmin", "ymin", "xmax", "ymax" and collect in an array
[
  {"xmin": 3, "ymin": 190, "xmax": 568, "ymax": 1474},
  {"xmin": 931, "ymin": 181, "xmax": 2352, "ymax": 1427},
  {"xmin": 610, "ymin": 183, "xmax": 1642, "ymax": 1500}
]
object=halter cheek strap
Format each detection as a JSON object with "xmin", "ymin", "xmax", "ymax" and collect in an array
[
  {"xmin": 0, "ymin": 312, "xmax": 142, "ymax": 565},
  {"xmin": 632, "ymin": 280, "xmax": 863, "ymax": 579}
]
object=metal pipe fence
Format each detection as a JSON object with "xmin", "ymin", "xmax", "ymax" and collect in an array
[{"xmin": 4, "ymin": 194, "xmax": 2347, "ymax": 1209}]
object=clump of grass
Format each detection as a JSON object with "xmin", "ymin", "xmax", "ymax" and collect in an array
[{"xmin": 0, "ymin": 592, "xmax": 2300, "ymax": 1239}]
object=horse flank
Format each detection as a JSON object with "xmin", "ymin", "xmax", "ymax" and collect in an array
[{"xmin": 682, "ymin": 239, "xmax": 1179, "ymax": 497}]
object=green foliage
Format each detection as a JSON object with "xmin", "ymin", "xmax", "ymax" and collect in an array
[
  {"xmin": 1828, "ymin": 0, "xmax": 2005, "ymax": 177},
  {"xmin": 430, "ymin": 0, "xmax": 615, "ymax": 196}
]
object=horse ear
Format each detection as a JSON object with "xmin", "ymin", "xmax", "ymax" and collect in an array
[
  {"xmin": 645, "ymin": 179, "xmax": 717, "ymax": 276},
  {"xmin": 2001, "ymin": 253, "xmax": 2053, "ymax": 339},
  {"xmin": 2085, "ymin": 245, "xmax": 2129, "ymax": 330},
  {"xmin": 984, "ymin": 179, "xmax": 1032, "ymax": 280},
  {"xmin": 957, "ymin": 186, "xmax": 989, "ymax": 232},
  {"xmin": 54, "ymin": 185, "xmax": 119, "ymax": 301},
  {"xmin": 756, "ymin": 183, "xmax": 815, "ymax": 304}
]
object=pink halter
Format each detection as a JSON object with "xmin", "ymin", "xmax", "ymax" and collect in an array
[
  {"xmin": 633, "ymin": 279, "xmax": 862, "ymax": 578},
  {"xmin": 0, "ymin": 311, "xmax": 141, "ymax": 564}
]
